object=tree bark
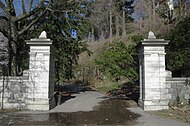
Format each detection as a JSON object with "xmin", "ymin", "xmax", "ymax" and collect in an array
[
  {"xmin": 0, "ymin": 0, "xmax": 48, "ymax": 75},
  {"xmin": 122, "ymin": 11, "xmax": 126, "ymax": 38},
  {"xmin": 152, "ymin": 0, "xmax": 156, "ymax": 30},
  {"xmin": 116, "ymin": 15, "xmax": 119, "ymax": 38},
  {"xmin": 91, "ymin": 27, "xmax": 95, "ymax": 42},
  {"xmin": 100, "ymin": 30, "xmax": 104, "ymax": 41},
  {"xmin": 179, "ymin": 0, "xmax": 186, "ymax": 18},
  {"xmin": 109, "ymin": 0, "xmax": 113, "ymax": 43}
]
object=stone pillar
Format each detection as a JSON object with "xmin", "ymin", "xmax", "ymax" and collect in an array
[
  {"xmin": 25, "ymin": 31, "xmax": 55, "ymax": 110},
  {"xmin": 138, "ymin": 31, "xmax": 169, "ymax": 111}
]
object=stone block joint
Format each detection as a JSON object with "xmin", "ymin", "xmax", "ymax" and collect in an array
[{"xmin": 138, "ymin": 31, "xmax": 170, "ymax": 111}]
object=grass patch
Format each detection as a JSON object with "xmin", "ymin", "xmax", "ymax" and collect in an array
[
  {"xmin": 0, "ymin": 109, "xmax": 20, "ymax": 113},
  {"xmin": 150, "ymin": 105, "xmax": 190, "ymax": 124},
  {"xmin": 96, "ymin": 81, "xmax": 121, "ymax": 93}
]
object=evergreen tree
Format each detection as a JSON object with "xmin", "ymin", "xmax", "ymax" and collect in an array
[
  {"xmin": 166, "ymin": 17, "xmax": 190, "ymax": 77},
  {"xmin": 32, "ymin": 0, "xmax": 92, "ymax": 81}
]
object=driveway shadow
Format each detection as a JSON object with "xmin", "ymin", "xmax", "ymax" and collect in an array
[
  {"xmin": 108, "ymin": 82, "xmax": 139, "ymax": 103},
  {"xmin": 54, "ymin": 80, "xmax": 93, "ymax": 105}
]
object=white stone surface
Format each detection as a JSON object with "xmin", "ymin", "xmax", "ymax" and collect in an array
[
  {"xmin": 26, "ymin": 37, "xmax": 55, "ymax": 111},
  {"xmin": 139, "ymin": 34, "xmax": 169, "ymax": 111},
  {"xmin": 148, "ymin": 31, "xmax": 156, "ymax": 39},
  {"xmin": 39, "ymin": 31, "xmax": 47, "ymax": 39}
]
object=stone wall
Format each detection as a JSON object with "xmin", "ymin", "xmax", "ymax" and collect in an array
[
  {"xmin": 0, "ymin": 32, "xmax": 55, "ymax": 111},
  {"xmin": 166, "ymin": 72, "xmax": 190, "ymax": 105},
  {"xmin": 0, "ymin": 76, "xmax": 29, "ymax": 109},
  {"xmin": 138, "ymin": 31, "xmax": 190, "ymax": 111},
  {"xmin": 0, "ymin": 71, "xmax": 55, "ymax": 110}
]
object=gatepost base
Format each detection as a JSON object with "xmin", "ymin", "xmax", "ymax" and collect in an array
[{"xmin": 138, "ymin": 99, "xmax": 169, "ymax": 111}]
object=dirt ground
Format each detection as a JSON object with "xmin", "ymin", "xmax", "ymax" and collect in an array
[{"xmin": 150, "ymin": 105, "xmax": 190, "ymax": 124}]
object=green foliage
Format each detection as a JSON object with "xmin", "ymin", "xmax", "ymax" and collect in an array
[
  {"xmin": 130, "ymin": 34, "xmax": 144, "ymax": 44},
  {"xmin": 166, "ymin": 17, "xmax": 190, "ymax": 77},
  {"xmin": 96, "ymin": 81, "xmax": 121, "ymax": 93},
  {"xmin": 95, "ymin": 41, "xmax": 138, "ymax": 82},
  {"xmin": 29, "ymin": 0, "xmax": 92, "ymax": 81}
]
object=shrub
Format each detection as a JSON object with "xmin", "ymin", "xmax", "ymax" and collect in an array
[
  {"xmin": 96, "ymin": 81, "xmax": 121, "ymax": 93},
  {"xmin": 95, "ymin": 41, "xmax": 138, "ymax": 82}
]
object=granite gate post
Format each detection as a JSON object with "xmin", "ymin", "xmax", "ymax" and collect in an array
[
  {"xmin": 25, "ymin": 31, "xmax": 55, "ymax": 110},
  {"xmin": 138, "ymin": 31, "xmax": 170, "ymax": 111}
]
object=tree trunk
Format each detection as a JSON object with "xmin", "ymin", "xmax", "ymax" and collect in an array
[
  {"xmin": 116, "ymin": 15, "xmax": 119, "ymax": 38},
  {"xmin": 152, "ymin": 0, "xmax": 156, "ymax": 30},
  {"xmin": 16, "ymin": 44, "xmax": 22, "ymax": 75},
  {"xmin": 179, "ymin": 0, "xmax": 186, "ymax": 18},
  {"xmin": 109, "ymin": 0, "xmax": 113, "ymax": 43},
  {"xmin": 1, "ymin": 0, "xmax": 47, "ymax": 76},
  {"xmin": 91, "ymin": 28, "xmax": 95, "ymax": 42},
  {"xmin": 109, "ymin": 10, "xmax": 112, "ymax": 43},
  {"xmin": 88, "ymin": 32, "xmax": 91, "ymax": 43},
  {"xmin": 11, "ymin": 21, "xmax": 18, "ymax": 76},
  {"xmin": 8, "ymin": 41, "xmax": 13, "ymax": 76},
  {"xmin": 100, "ymin": 30, "xmax": 104, "ymax": 41},
  {"xmin": 8, "ymin": 20, "xmax": 17, "ymax": 76},
  {"xmin": 122, "ymin": 11, "xmax": 126, "ymax": 38}
]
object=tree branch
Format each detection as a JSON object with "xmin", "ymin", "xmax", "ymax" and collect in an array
[
  {"xmin": 18, "ymin": 14, "xmax": 42, "ymax": 36},
  {"xmin": 0, "ymin": 1, "xmax": 10, "ymax": 18},
  {"xmin": 51, "ymin": 9, "xmax": 74, "ymax": 13},
  {"xmin": 0, "ymin": 1, "xmax": 6, "ymax": 12},
  {"xmin": 17, "ymin": 0, "xmax": 52, "ymax": 36},
  {"xmin": 0, "ymin": 29, "xmax": 11, "ymax": 42},
  {"xmin": 22, "ymin": 0, "xmax": 26, "ymax": 14},
  {"xmin": 29, "ymin": 0, "xmax": 34, "ymax": 12},
  {"xmin": 0, "ymin": 15, "xmax": 8, "ymax": 21},
  {"xmin": 15, "ymin": 0, "xmax": 49, "ymax": 22},
  {"xmin": 16, "ymin": 7, "xmax": 41, "ymax": 22},
  {"xmin": 7, "ymin": 0, "xmax": 16, "ymax": 16}
]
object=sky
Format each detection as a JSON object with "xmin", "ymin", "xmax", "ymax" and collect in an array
[
  {"xmin": 0, "ymin": 0, "xmax": 42, "ymax": 16},
  {"xmin": 131, "ymin": 0, "xmax": 190, "ymax": 21}
]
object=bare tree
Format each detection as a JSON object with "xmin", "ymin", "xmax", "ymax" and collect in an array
[
  {"xmin": 88, "ymin": 0, "xmax": 110, "ymax": 38},
  {"xmin": 88, "ymin": 0, "xmax": 122, "ymax": 41},
  {"xmin": 0, "ymin": 32, "xmax": 9, "ymax": 66},
  {"xmin": 0, "ymin": 0, "xmax": 50, "ymax": 75},
  {"xmin": 115, "ymin": 15, "xmax": 119, "ymax": 38},
  {"xmin": 132, "ymin": 0, "xmax": 166, "ymax": 36},
  {"xmin": 109, "ymin": 0, "xmax": 113, "ymax": 43},
  {"xmin": 152, "ymin": 0, "xmax": 156, "ymax": 30},
  {"xmin": 178, "ymin": 0, "xmax": 187, "ymax": 18},
  {"xmin": 122, "ymin": 10, "xmax": 126, "ymax": 38}
]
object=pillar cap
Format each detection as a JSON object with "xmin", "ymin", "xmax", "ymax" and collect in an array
[
  {"xmin": 141, "ymin": 39, "xmax": 169, "ymax": 46},
  {"xmin": 25, "ymin": 38, "xmax": 53, "ymax": 45},
  {"xmin": 25, "ymin": 31, "xmax": 53, "ymax": 45},
  {"xmin": 141, "ymin": 31, "xmax": 170, "ymax": 46}
]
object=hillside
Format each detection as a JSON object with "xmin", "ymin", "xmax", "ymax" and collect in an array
[{"xmin": 78, "ymin": 35, "xmax": 134, "ymax": 66}]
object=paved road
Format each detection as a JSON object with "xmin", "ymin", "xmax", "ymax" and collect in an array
[
  {"xmin": 1, "ymin": 91, "xmax": 190, "ymax": 126},
  {"xmin": 50, "ymin": 91, "xmax": 108, "ymax": 113},
  {"xmin": 129, "ymin": 107, "xmax": 190, "ymax": 126},
  {"xmin": 52, "ymin": 91, "xmax": 190, "ymax": 126}
]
